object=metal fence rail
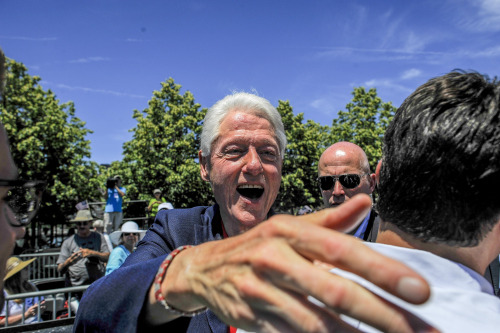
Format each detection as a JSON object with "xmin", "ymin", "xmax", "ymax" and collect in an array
[
  {"xmin": 1, "ymin": 285, "xmax": 89, "ymax": 328},
  {"xmin": 19, "ymin": 252, "xmax": 63, "ymax": 282}
]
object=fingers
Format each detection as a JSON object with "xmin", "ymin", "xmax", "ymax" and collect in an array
[
  {"xmin": 243, "ymin": 240, "xmax": 430, "ymax": 333},
  {"xmin": 263, "ymin": 198, "xmax": 430, "ymax": 305}
]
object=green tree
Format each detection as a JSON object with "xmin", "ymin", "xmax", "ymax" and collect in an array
[
  {"xmin": 275, "ymin": 100, "xmax": 330, "ymax": 213},
  {"xmin": 331, "ymin": 87, "xmax": 396, "ymax": 170},
  {"xmin": 121, "ymin": 78, "xmax": 212, "ymax": 208},
  {"xmin": 0, "ymin": 58, "xmax": 101, "ymax": 224}
]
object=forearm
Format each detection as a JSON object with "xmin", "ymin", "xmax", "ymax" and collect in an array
[
  {"xmin": 90, "ymin": 251, "xmax": 110, "ymax": 262},
  {"xmin": 0, "ymin": 312, "xmax": 31, "ymax": 325}
]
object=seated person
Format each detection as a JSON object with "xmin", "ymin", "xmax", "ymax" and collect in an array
[
  {"xmin": 106, "ymin": 222, "xmax": 146, "ymax": 275},
  {"xmin": 0, "ymin": 257, "xmax": 45, "ymax": 325}
]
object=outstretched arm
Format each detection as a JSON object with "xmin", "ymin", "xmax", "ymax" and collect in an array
[{"xmin": 145, "ymin": 195, "xmax": 432, "ymax": 332}]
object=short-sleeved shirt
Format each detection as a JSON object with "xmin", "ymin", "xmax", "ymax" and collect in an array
[
  {"xmin": 57, "ymin": 232, "xmax": 110, "ymax": 286},
  {"xmin": 148, "ymin": 197, "xmax": 166, "ymax": 217},
  {"xmin": 105, "ymin": 245, "xmax": 131, "ymax": 276},
  {"xmin": 105, "ymin": 187, "xmax": 126, "ymax": 213}
]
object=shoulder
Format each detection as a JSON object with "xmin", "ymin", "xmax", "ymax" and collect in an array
[{"xmin": 156, "ymin": 205, "xmax": 215, "ymax": 227}]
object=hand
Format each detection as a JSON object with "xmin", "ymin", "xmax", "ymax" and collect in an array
[
  {"xmin": 80, "ymin": 248, "xmax": 94, "ymax": 258},
  {"xmin": 156, "ymin": 194, "xmax": 434, "ymax": 333},
  {"xmin": 25, "ymin": 304, "xmax": 38, "ymax": 318},
  {"xmin": 67, "ymin": 251, "xmax": 83, "ymax": 266}
]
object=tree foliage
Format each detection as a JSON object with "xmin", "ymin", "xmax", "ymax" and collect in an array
[
  {"xmin": 120, "ymin": 78, "xmax": 212, "ymax": 208},
  {"xmin": 275, "ymin": 101, "xmax": 330, "ymax": 213},
  {"xmin": 330, "ymin": 87, "xmax": 396, "ymax": 171},
  {"xmin": 0, "ymin": 59, "xmax": 101, "ymax": 224}
]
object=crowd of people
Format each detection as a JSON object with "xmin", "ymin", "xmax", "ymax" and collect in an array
[{"xmin": 1, "ymin": 46, "xmax": 500, "ymax": 332}]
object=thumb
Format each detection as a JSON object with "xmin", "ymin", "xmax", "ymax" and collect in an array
[{"xmin": 295, "ymin": 194, "xmax": 372, "ymax": 233}]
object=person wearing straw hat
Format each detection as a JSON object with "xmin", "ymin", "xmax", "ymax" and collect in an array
[
  {"xmin": 106, "ymin": 222, "xmax": 146, "ymax": 276},
  {"xmin": 0, "ymin": 257, "xmax": 45, "ymax": 325},
  {"xmin": 57, "ymin": 210, "xmax": 110, "ymax": 288}
]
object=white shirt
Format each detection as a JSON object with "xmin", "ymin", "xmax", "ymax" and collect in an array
[{"xmin": 333, "ymin": 243, "xmax": 500, "ymax": 333}]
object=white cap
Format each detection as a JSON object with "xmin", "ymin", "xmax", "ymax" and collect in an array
[{"xmin": 158, "ymin": 202, "xmax": 174, "ymax": 211}]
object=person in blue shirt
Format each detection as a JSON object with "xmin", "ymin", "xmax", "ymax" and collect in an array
[
  {"xmin": 104, "ymin": 176, "xmax": 126, "ymax": 233},
  {"xmin": 106, "ymin": 221, "xmax": 145, "ymax": 275}
]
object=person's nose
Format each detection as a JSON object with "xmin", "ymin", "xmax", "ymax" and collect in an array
[
  {"xmin": 332, "ymin": 178, "xmax": 345, "ymax": 197},
  {"xmin": 242, "ymin": 147, "xmax": 263, "ymax": 175}
]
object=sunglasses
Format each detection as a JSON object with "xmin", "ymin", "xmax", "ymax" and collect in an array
[
  {"xmin": 317, "ymin": 174, "xmax": 367, "ymax": 191},
  {"xmin": 123, "ymin": 233, "xmax": 138, "ymax": 237},
  {"xmin": 76, "ymin": 221, "xmax": 89, "ymax": 226},
  {"xmin": 0, "ymin": 179, "xmax": 46, "ymax": 227}
]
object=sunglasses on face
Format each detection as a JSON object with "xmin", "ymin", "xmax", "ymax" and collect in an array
[
  {"xmin": 0, "ymin": 179, "xmax": 46, "ymax": 227},
  {"xmin": 123, "ymin": 233, "xmax": 138, "ymax": 237},
  {"xmin": 76, "ymin": 222, "xmax": 89, "ymax": 227},
  {"xmin": 317, "ymin": 174, "xmax": 367, "ymax": 191}
]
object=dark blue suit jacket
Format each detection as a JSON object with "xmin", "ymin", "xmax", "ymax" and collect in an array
[{"xmin": 74, "ymin": 205, "xmax": 229, "ymax": 332}]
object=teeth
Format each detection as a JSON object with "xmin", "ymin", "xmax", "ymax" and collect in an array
[{"xmin": 238, "ymin": 184, "xmax": 263, "ymax": 189}]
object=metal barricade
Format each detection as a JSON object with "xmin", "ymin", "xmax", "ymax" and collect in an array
[
  {"xmin": 19, "ymin": 252, "xmax": 63, "ymax": 283},
  {"xmin": 1, "ymin": 285, "xmax": 89, "ymax": 328}
]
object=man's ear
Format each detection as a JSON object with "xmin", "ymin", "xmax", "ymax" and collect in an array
[
  {"xmin": 375, "ymin": 159, "xmax": 382, "ymax": 186},
  {"xmin": 199, "ymin": 150, "xmax": 210, "ymax": 182}
]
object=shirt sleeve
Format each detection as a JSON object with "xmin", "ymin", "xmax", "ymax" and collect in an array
[
  {"xmin": 57, "ymin": 237, "xmax": 72, "ymax": 264},
  {"xmin": 105, "ymin": 246, "xmax": 126, "ymax": 276},
  {"xmin": 99, "ymin": 233, "xmax": 110, "ymax": 253}
]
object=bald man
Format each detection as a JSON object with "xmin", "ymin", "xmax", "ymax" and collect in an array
[{"xmin": 318, "ymin": 142, "xmax": 379, "ymax": 240}]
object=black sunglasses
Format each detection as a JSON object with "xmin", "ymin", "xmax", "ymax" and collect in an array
[
  {"xmin": 123, "ymin": 233, "xmax": 138, "ymax": 237},
  {"xmin": 0, "ymin": 179, "xmax": 46, "ymax": 227},
  {"xmin": 317, "ymin": 174, "xmax": 367, "ymax": 191},
  {"xmin": 76, "ymin": 221, "xmax": 89, "ymax": 226}
]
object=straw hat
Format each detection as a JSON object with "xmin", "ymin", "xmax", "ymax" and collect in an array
[
  {"xmin": 110, "ymin": 221, "xmax": 146, "ymax": 245},
  {"xmin": 4, "ymin": 257, "xmax": 36, "ymax": 281},
  {"xmin": 70, "ymin": 210, "xmax": 94, "ymax": 223}
]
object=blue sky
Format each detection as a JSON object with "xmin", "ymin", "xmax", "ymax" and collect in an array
[{"xmin": 1, "ymin": 0, "xmax": 500, "ymax": 164}]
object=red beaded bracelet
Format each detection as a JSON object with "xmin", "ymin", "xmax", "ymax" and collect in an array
[{"xmin": 153, "ymin": 245, "xmax": 207, "ymax": 317}]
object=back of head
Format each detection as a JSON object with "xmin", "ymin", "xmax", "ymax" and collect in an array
[
  {"xmin": 378, "ymin": 71, "xmax": 500, "ymax": 246},
  {"xmin": 200, "ymin": 92, "xmax": 286, "ymax": 158}
]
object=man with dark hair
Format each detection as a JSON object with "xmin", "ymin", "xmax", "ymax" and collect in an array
[
  {"xmin": 0, "ymin": 48, "xmax": 39, "ymax": 312},
  {"xmin": 337, "ymin": 71, "xmax": 500, "ymax": 331}
]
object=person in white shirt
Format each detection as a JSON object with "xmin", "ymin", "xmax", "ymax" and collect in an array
[{"xmin": 336, "ymin": 71, "xmax": 500, "ymax": 332}]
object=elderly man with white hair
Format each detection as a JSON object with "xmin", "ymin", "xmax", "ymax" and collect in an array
[{"xmin": 75, "ymin": 93, "xmax": 432, "ymax": 332}]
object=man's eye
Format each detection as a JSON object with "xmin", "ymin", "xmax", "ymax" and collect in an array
[
  {"xmin": 260, "ymin": 150, "xmax": 278, "ymax": 160},
  {"xmin": 225, "ymin": 148, "xmax": 244, "ymax": 156}
]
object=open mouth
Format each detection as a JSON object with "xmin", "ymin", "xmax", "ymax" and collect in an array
[{"xmin": 237, "ymin": 184, "xmax": 264, "ymax": 200}]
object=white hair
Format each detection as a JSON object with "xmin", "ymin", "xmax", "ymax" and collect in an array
[{"xmin": 200, "ymin": 92, "xmax": 287, "ymax": 158}]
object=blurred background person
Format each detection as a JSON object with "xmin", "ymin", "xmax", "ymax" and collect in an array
[
  {"xmin": 0, "ymin": 257, "xmax": 45, "ymax": 325},
  {"xmin": 106, "ymin": 221, "xmax": 146, "ymax": 275},
  {"xmin": 93, "ymin": 219, "xmax": 113, "ymax": 251},
  {"xmin": 147, "ymin": 189, "xmax": 166, "ymax": 225},
  {"xmin": 104, "ymin": 176, "xmax": 126, "ymax": 233},
  {"xmin": 57, "ymin": 210, "xmax": 110, "ymax": 289}
]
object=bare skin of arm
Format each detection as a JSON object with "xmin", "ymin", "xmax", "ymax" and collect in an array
[
  {"xmin": 58, "ymin": 248, "xmax": 110, "ymax": 273},
  {"xmin": 145, "ymin": 195, "xmax": 435, "ymax": 333}
]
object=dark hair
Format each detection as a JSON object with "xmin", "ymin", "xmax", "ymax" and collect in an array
[{"xmin": 378, "ymin": 71, "xmax": 500, "ymax": 246}]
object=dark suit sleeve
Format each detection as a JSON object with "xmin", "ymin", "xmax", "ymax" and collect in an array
[
  {"xmin": 74, "ymin": 210, "xmax": 179, "ymax": 332},
  {"xmin": 74, "ymin": 207, "xmax": 216, "ymax": 332}
]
